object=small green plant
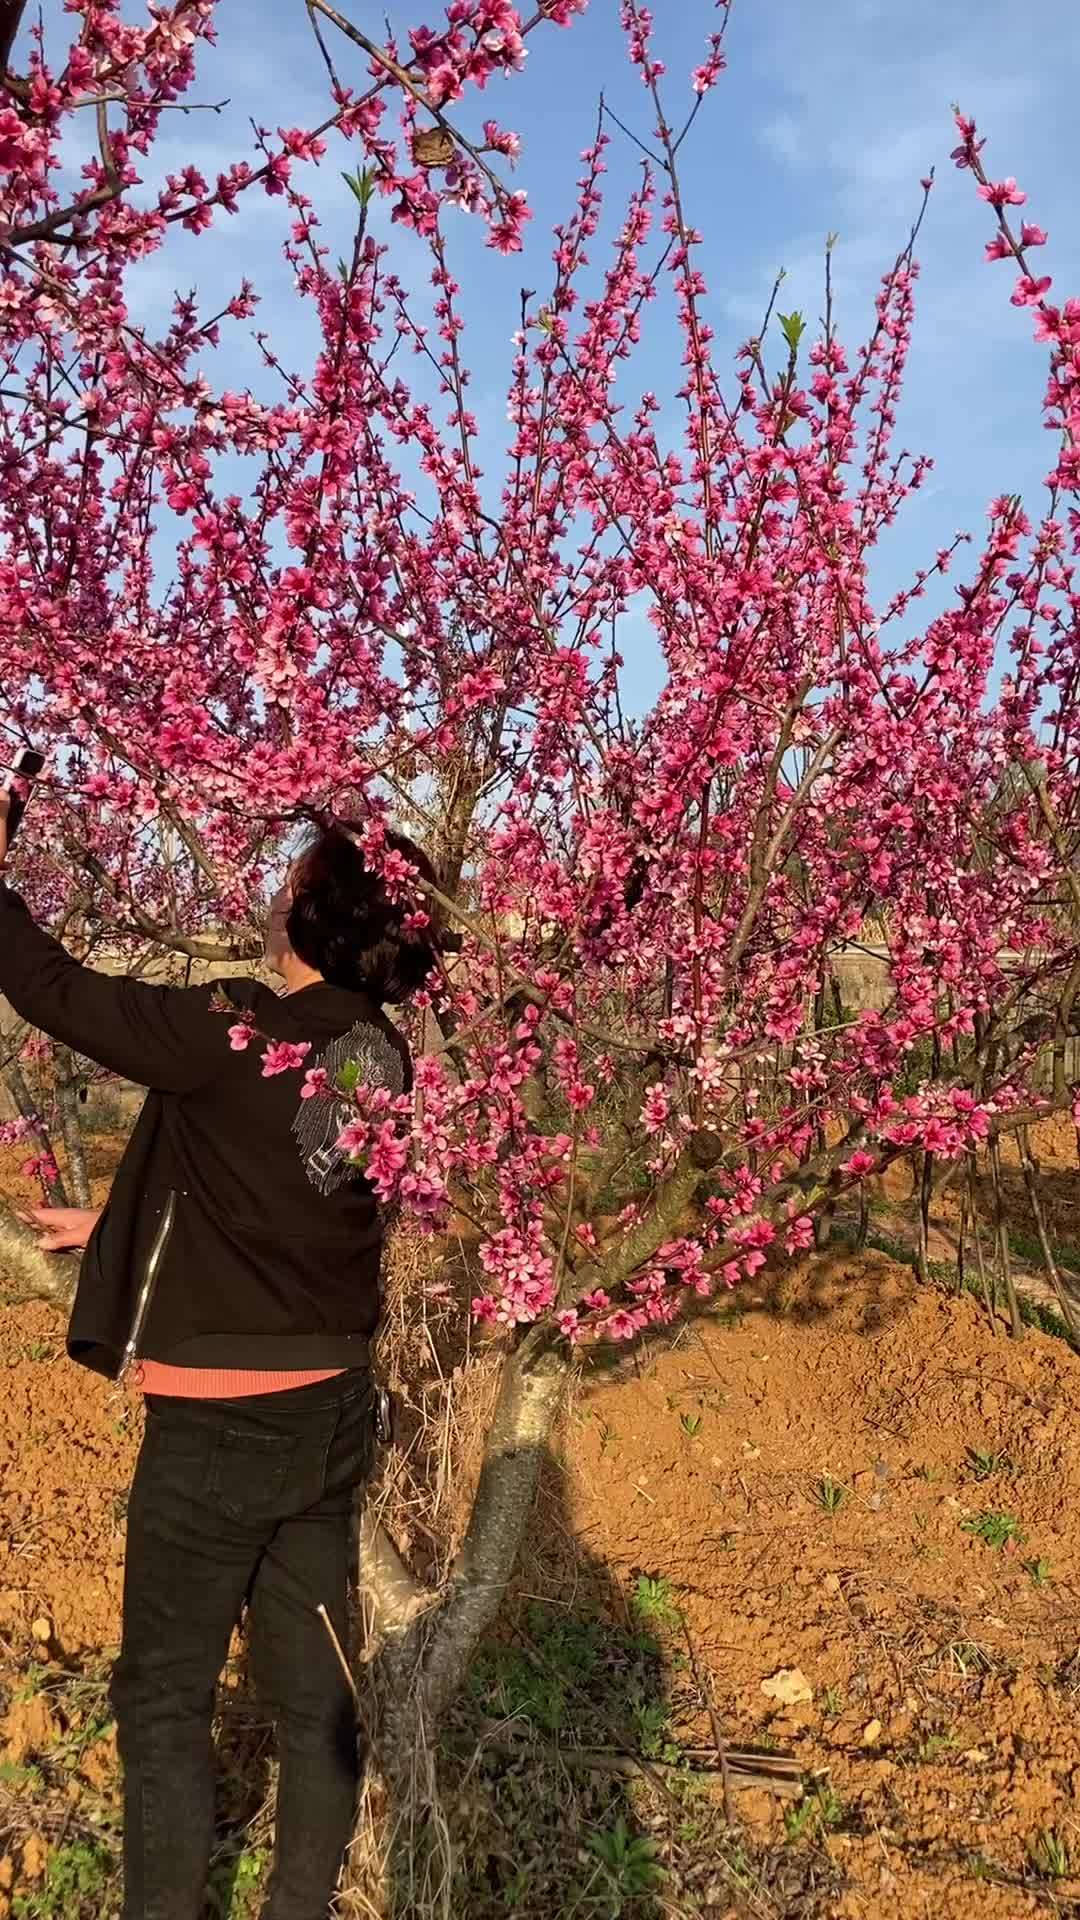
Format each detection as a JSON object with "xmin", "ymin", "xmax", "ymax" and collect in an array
[
  {"xmin": 1009, "ymin": 1226, "xmax": 1080, "ymax": 1275},
  {"xmin": 23, "ymin": 1340, "xmax": 54, "ymax": 1363},
  {"xmin": 502, "ymin": 1866, "xmax": 532, "ymax": 1911},
  {"xmin": 470, "ymin": 1619, "xmax": 597, "ymax": 1733},
  {"xmin": 1029, "ymin": 1827, "xmax": 1070, "ymax": 1880},
  {"xmin": 961, "ymin": 1510, "xmax": 1025, "ymax": 1550},
  {"xmin": 820, "ymin": 1686, "xmax": 845, "ymax": 1717},
  {"xmin": 205, "ymin": 1847, "xmax": 269, "ymax": 1918},
  {"xmin": 784, "ymin": 1785, "xmax": 845, "ymax": 1843},
  {"xmin": 14, "ymin": 1664, "xmax": 50, "ymax": 1702},
  {"xmin": 1026, "ymin": 1556, "xmax": 1052, "ymax": 1587},
  {"xmin": 12, "ymin": 1840, "xmax": 115, "ymax": 1919},
  {"xmin": 630, "ymin": 1694, "xmax": 679, "ymax": 1764},
  {"xmin": 0, "ymin": 1760, "xmax": 43, "ymax": 1791},
  {"xmin": 585, "ymin": 1412, "xmax": 613, "ymax": 1455},
  {"xmin": 967, "ymin": 1446, "xmax": 1011, "ymax": 1481},
  {"xmin": 631, "ymin": 1574, "xmax": 680, "ymax": 1631},
  {"xmin": 948, "ymin": 1639, "xmax": 993, "ymax": 1677},
  {"xmin": 916, "ymin": 1729, "xmax": 956, "ymax": 1764},
  {"xmin": 813, "ymin": 1474, "xmax": 847, "ymax": 1514},
  {"xmin": 680, "ymin": 1412, "xmax": 702, "ymax": 1439},
  {"xmin": 586, "ymin": 1818, "xmax": 663, "ymax": 1906},
  {"xmin": 1015, "ymin": 1289, "xmax": 1077, "ymax": 1347}
]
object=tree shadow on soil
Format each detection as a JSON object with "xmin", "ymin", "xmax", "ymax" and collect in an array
[
  {"xmin": 413, "ymin": 1441, "xmax": 841, "ymax": 1920},
  {"xmin": 428, "ymin": 1446, "xmax": 685, "ymax": 1920}
]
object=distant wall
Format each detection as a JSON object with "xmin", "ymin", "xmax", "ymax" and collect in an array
[{"xmin": 828, "ymin": 944, "xmax": 892, "ymax": 1014}]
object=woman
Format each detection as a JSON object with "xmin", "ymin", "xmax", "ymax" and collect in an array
[{"xmin": 0, "ymin": 807, "xmax": 439, "ymax": 1920}]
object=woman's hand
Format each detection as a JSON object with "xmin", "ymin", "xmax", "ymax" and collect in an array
[{"xmin": 17, "ymin": 1206, "xmax": 101, "ymax": 1251}]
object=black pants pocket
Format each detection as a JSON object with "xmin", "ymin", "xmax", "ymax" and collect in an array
[{"xmin": 207, "ymin": 1427, "xmax": 298, "ymax": 1523}]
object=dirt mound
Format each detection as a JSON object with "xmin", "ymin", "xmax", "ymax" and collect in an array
[
  {"xmin": 0, "ymin": 1297, "xmax": 136, "ymax": 1658},
  {"xmin": 557, "ymin": 1248, "xmax": 1080, "ymax": 1915},
  {"xmin": 0, "ymin": 1141, "xmax": 137, "ymax": 1661}
]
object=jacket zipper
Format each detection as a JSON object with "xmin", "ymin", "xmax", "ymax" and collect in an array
[{"xmin": 117, "ymin": 1190, "xmax": 177, "ymax": 1384}]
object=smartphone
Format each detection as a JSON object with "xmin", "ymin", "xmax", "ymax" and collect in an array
[{"xmin": 1, "ymin": 747, "xmax": 45, "ymax": 844}]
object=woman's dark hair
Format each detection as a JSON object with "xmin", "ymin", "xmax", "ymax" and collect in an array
[{"xmin": 286, "ymin": 821, "xmax": 442, "ymax": 1004}]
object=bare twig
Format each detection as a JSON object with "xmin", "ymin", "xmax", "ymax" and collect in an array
[
  {"xmin": 317, "ymin": 1603, "xmax": 361, "ymax": 1709},
  {"xmin": 988, "ymin": 1139, "xmax": 1023, "ymax": 1339},
  {"xmin": 967, "ymin": 1159, "xmax": 997, "ymax": 1335},
  {"xmin": 1018, "ymin": 1126, "xmax": 1080, "ymax": 1342}
]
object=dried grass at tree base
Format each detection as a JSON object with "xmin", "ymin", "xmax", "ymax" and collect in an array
[
  {"xmin": 339, "ymin": 1225, "xmax": 509, "ymax": 1920},
  {"xmin": 369, "ymin": 1222, "xmax": 505, "ymax": 1588}
]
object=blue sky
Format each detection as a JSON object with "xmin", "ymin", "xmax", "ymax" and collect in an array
[{"xmin": 28, "ymin": 0, "xmax": 1080, "ymax": 711}]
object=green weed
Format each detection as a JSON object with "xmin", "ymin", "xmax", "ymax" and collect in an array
[
  {"xmin": 1029, "ymin": 1827, "xmax": 1070, "ymax": 1880},
  {"xmin": 12, "ymin": 1840, "xmax": 115, "ymax": 1919},
  {"xmin": 813, "ymin": 1475, "xmax": 847, "ymax": 1514},
  {"xmin": 470, "ymin": 1630, "xmax": 591, "ymax": 1734},
  {"xmin": 714, "ymin": 1302, "xmax": 743, "ymax": 1333},
  {"xmin": 14, "ymin": 1665, "xmax": 50, "ymax": 1702},
  {"xmin": 961, "ymin": 1511, "xmax": 1025, "ymax": 1550},
  {"xmin": 469, "ymin": 1601, "xmax": 665, "ymax": 1744},
  {"xmin": 1026, "ymin": 1556, "xmax": 1052, "ymax": 1587},
  {"xmin": 1009, "ymin": 1226, "xmax": 1080, "ymax": 1275},
  {"xmin": 206, "ymin": 1846, "xmax": 269, "ymax": 1918},
  {"xmin": 967, "ymin": 1447, "xmax": 1011, "ymax": 1481},
  {"xmin": 0, "ymin": 1761, "xmax": 43, "ymax": 1792},
  {"xmin": 948, "ymin": 1640, "xmax": 994, "ymax": 1677},
  {"xmin": 630, "ymin": 1575, "xmax": 681, "ymax": 1631},
  {"xmin": 630, "ymin": 1695, "xmax": 679, "ymax": 1765},
  {"xmin": 784, "ymin": 1785, "xmax": 845, "ymax": 1844},
  {"xmin": 679, "ymin": 1413, "xmax": 702, "ymax": 1439},
  {"xmin": 585, "ymin": 1817, "xmax": 664, "ymax": 1908}
]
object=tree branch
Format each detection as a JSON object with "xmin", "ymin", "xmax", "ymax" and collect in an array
[{"xmin": 0, "ymin": 1202, "xmax": 79, "ymax": 1307}]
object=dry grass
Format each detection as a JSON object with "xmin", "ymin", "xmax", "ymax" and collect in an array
[
  {"xmin": 368, "ymin": 1226, "xmax": 506, "ymax": 1589},
  {"xmin": 338, "ymin": 1226, "xmax": 512, "ymax": 1920}
]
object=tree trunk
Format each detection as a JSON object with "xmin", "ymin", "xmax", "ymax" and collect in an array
[
  {"xmin": 53, "ymin": 1046, "xmax": 92, "ymax": 1206},
  {"xmin": 915, "ymin": 1150, "xmax": 933, "ymax": 1284},
  {"xmin": 3, "ymin": 1063, "xmax": 69, "ymax": 1207},
  {"xmin": 0, "ymin": 1200, "xmax": 79, "ymax": 1306},
  {"xmin": 421, "ymin": 1335, "xmax": 568, "ymax": 1718},
  {"xmin": 347, "ymin": 1334, "xmax": 570, "ymax": 1916},
  {"xmin": 0, "ymin": 0, "xmax": 30, "ymax": 76}
]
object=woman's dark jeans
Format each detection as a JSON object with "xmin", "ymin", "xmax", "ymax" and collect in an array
[{"xmin": 111, "ymin": 1370, "xmax": 376, "ymax": 1920}]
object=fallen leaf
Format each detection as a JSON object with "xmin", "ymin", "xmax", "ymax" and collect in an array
[
  {"xmin": 760, "ymin": 1666, "xmax": 813, "ymax": 1707},
  {"xmin": 861, "ymin": 1718, "xmax": 883, "ymax": 1745}
]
